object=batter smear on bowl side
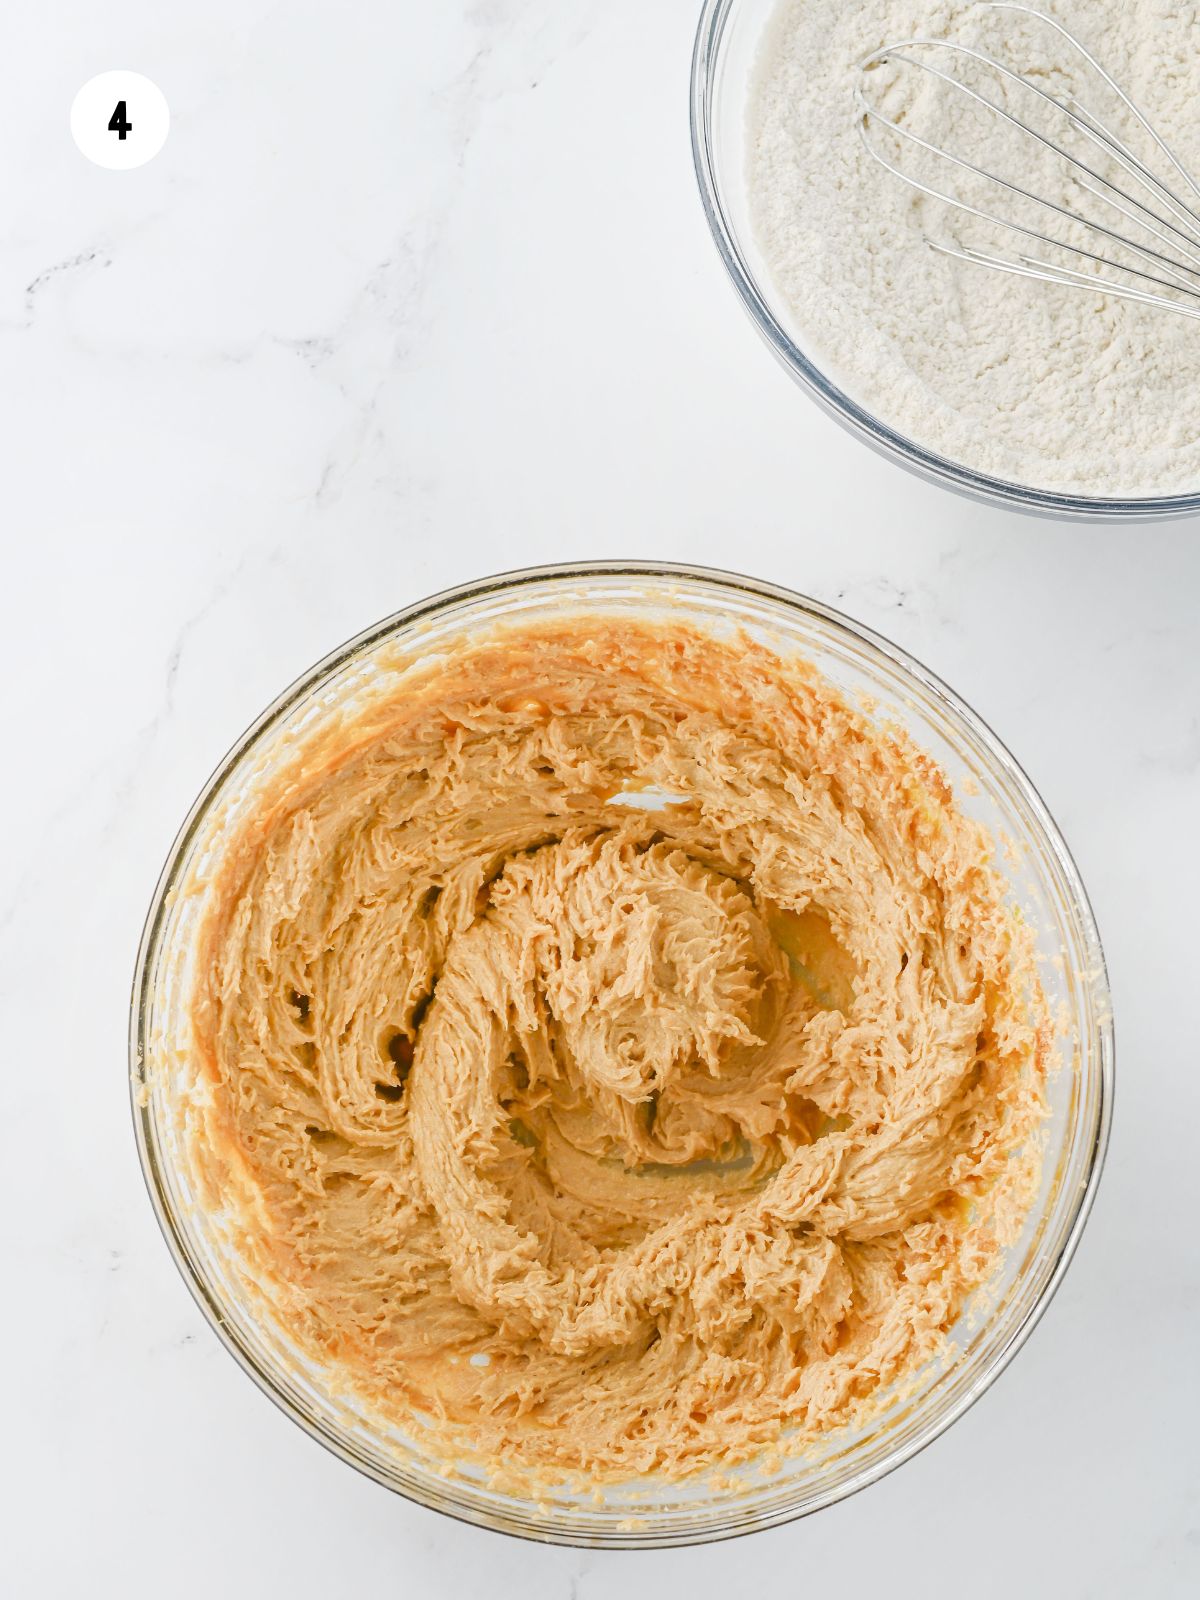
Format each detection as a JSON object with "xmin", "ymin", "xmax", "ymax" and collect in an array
[{"xmin": 187, "ymin": 620, "xmax": 1049, "ymax": 1482}]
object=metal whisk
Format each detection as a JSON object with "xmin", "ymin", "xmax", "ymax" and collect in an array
[{"xmin": 856, "ymin": 2, "xmax": 1200, "ymax": 319}]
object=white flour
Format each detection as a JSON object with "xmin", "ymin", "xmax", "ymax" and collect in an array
[{"xmin": 747, "ymin": 0, "xmax": 1200, "ymax": 497}]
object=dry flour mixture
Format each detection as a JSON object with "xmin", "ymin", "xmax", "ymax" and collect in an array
[{"xmin": 747, "ymin": 0, "xmax": 1200, "ymax": 497}]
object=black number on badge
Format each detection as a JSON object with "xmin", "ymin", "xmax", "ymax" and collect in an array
[{"xmin": 108, "ymin": 100, "xmax": 132, "ymax": 141}]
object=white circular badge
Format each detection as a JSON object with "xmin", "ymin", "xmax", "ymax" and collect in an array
[{"xmin": 71, "ymin": 71, "xmax": 169, "ymax": 170}]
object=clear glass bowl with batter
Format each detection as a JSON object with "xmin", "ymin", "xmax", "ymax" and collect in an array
[
  {"xmin": 690, "ymin": 0, "xmax": 1200, "ymax": 521},
  {"xmin": 130, "ymin": 562, "xmax": 1113, "ymax": 1546}
]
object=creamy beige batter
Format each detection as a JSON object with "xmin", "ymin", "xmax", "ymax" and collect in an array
[{"xmin": 189, "ymin": 620, "xmax": 1049, "ymax": 1483}]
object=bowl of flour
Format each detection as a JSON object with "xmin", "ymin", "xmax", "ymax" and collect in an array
[{"xmin": 691, "ymin": 0, "xmax": 1200, "ymax": 516}]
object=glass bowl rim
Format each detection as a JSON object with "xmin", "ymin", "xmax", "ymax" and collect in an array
[
  {"xmin": 130, "ymin": 558, "xmax": 1115, "ymax": 1546},
  {"xmin": 689, "ymin": 0, "xmax": 1200, "ymax": 523}
]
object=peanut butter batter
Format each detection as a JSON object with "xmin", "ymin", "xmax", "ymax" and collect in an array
[{"xmin": 188, "ymin": 620, "xmax": 1048, "ymax": 1483}]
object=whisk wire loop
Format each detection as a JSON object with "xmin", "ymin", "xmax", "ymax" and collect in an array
[{"xmin": 856, "ymin": 4, "xmax": 1200, "ymax": 318}]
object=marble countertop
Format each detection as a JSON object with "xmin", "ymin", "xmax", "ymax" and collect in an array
[{"xmin": 4, "ymin": 1, "xmax": 1198, "ymax": 1594}]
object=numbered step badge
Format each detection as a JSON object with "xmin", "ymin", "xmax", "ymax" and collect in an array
[{"xmin": 71, "ymin": 71, "xmax": 169, "ymax": 169}]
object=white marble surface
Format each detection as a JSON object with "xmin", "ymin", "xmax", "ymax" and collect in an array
[{"xmin": 3, "ymin": 1, "xmax": 1199, "ymax": 1594}]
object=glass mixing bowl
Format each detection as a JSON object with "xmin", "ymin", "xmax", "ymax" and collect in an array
[
  {"xmin": 131, "ymin": 562, "xmax": 1113, "ymax": 1546},
  {"xmin": 690, "ymin": 0, "xmax": 1200, "ymax": 521}
]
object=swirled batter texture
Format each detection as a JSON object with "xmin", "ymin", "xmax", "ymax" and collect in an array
[{"xmin": 190, "ymin": 621, "xmax": 1048, "ymax": 1482}]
